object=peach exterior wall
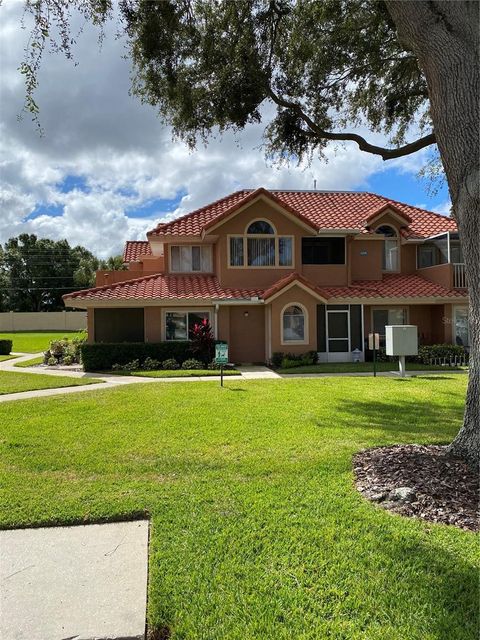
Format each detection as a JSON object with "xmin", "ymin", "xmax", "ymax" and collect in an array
[
  {"xmin": 87, "ymin": 308, "xmax": 95, "ymax": 343},
  {"xmin": 417, "ymin": 264, "xmax": 453, "ymax": 289},
  {"xmin": 350, "ymin": 239, "xmax": 383, "ymax": 280},
  {"xmin": 212, "ymin": 199, "xmax": 352, "ymax": 289},
  {"xmin": 269, "ymin": 285, "xmax": 318, "ymax": 355},
  {"xmin": 144, "ymin": 307, "xmax": 163, "ymax": 343}
]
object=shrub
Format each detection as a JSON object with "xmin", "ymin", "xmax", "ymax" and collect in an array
[
  {"xmin": 190, "ymin": 318, "xmax": 215, "ymax": 365},
  {"xmin": 162, "ymin": 358, "xmax": 180, "ymax": 370},
  {"xmin": 207, "ymin": 361, "xmax": 236, "ymax": 371},
  {"xmin": 142, "ymin": 357, "xmax": 161, "ymax": 371},
  {"xmin": 0, "ymin": 339, "xmax": 12, "ymax": 355},
  {"xmin": 275, "ymin": 350, "xmax": 318, "ymax": 369},
  {"xmin": 80, "ymin": 342, "xmax": 191, "ymax": 371},
  {"xmin": 417, "ymin": 343, "xmax": 466, "ymax": 365},
  {"xmin": 181, "ymin": 358, "xmax": 203, "ymax": 370},
  {"xmin": 111, "ymin": 359, "xmax": 141, "ymax": 372},
  {"xmin": 271, "ymin": 352, "xmax": 285, "ymax": 368},
  {"xmin": 44, "ymin": 336, "xmax": 85, "ymax": 366},
  {"xmin": 47, "ymin": 356, "xmax": 58, "ymax": 366}
]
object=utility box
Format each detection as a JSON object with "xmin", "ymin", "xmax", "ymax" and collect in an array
[{"xmin": 386, "ymin": 325, "xmax": 418, "ymax": 356}]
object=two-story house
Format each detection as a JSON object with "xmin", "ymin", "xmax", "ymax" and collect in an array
[{"xmin": 63, "ymin": 187, "xmax": 469, "ymax": 363}]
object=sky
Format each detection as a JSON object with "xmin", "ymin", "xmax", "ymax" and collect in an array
[{"xmin": 0, "ymin": 1, "xmax": 450, "ymax": 258}]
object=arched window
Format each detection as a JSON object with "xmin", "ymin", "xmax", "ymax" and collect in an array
[
  {"xmin": 282, "ymin": 305, "xmax": 307, "ymax": 343},
  {"xmin": 376, "ymin": 225, "xmax": 399, "ymax": 271},
  {"xmin": 246, "ymin": 220, "xmax": 275, "ymax": 234},
  {"xmin": 229, "ymin": 219, "xmax": 293, "ymax": 268}
]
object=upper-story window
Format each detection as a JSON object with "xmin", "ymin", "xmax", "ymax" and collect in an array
[
  {"xmin": 376, "ymin": 225, "xmax": 399, "ymax": 271},
  {"xmin": 301, "ymin": 237, "xmax": 345, "ymax": 264},
  {"xmin": 229, "ymin": 219, "xmax": 293, "ymax": 268},
  {"xmin": 170, "ymin": 245, "xmax": 212, "ymax": 272}
]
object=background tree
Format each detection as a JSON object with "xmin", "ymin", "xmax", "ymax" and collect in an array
[
  {"xmin": 0, "ymin": 234, "xmax": 125, "ymax": 311},
  {"xmin": 19, "ymin": 0, "xmax": 479, "ymax": 464}
]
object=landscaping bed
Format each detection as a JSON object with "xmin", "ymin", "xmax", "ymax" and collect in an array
[
  {"xmin": 353, "ymin": 444, "xmax": 478, "ymax": 532},
  {"xmin": 108, "ymin": 368, "xmax": 240, "ymax": 378},
  {"xmin": 0, "ymin": 375, "xmax": 476, "ymax": 639}
]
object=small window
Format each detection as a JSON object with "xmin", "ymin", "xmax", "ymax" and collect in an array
[
  {"xmin": 165, "ymin": 311, "xmax": 210, "ymax": 341},
  {"xmin": 247, "ymin": 220, "xmax": 275, "ymax": 234},
  {"xmin": 376, "ymin": 225, "xmax": 399, "ymax": 271},
  {"xmin": 230, "ymin": 237, "xmax": 244, "ymax": 266},
  {"xmin": 279, "ymin": 237, "xmax": 293, "ymax": 266},
  {"xmin": 283, "ymin": 305, "xmax": 306, "ymax": 342},
  {"xmin": 170, "ymin": 245, "xmax": 212, "ymax": 272},
  {"xmin": 301, "ymin": 237, "xmax": 345, "ymax": 264}
]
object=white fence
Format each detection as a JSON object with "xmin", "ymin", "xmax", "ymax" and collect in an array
[{"xmin": 0, "ymin": 311, "xmax": 87, "ymax": 332}]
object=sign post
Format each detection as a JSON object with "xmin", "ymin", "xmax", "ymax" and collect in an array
[
  {"xmin": 215, "ymin": 343, "xmax": 228, "ymax": 387},
  {"xmin": 368, "ymin": 332, "xmax": 380, "ymax": 377}
]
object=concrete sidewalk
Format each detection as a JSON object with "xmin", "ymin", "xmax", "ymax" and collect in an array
[{"xmin": 0, "ymin": 520, "xmax": 149, "ymax": 640}]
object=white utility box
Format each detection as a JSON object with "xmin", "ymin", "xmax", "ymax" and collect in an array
[{"xmin": 386, "ymin": 325, "xmax": 418, "ymax": 356}]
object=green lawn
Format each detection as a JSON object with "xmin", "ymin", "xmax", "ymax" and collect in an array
[
  {"xmin": 0, "ymin": 331, "xmax": 83, "ymax": 353},
  {"xmin": 0, "ymin": 370, "xmax": 101, "ymax": 395},
  {"xmin": 0, "ymin": 376, "xmax": 476, "ymax": 639},
  {"xmin": 14, "ymin": 356, "xmax": 44, "ymax": 368},
  {"xmin": 278, "ymin": 361, "xmax": 467, "ymax": 374},
  {"xmin": 110, "ymin": 368, "xmax": 241, "ymax": 378},
  {"xmin": 0, "ymin": 355, "xmax": 17, "ymax": 362}
]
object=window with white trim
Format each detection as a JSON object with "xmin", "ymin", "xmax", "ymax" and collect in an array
[
  {"xmin": 170, "ymin": 245, "xmax": 212, "ymax": 272},
  {"xmin": 454, "ymin": 306, "xmax": 469, "ymax": 347},
  {"xmin": 282, "ymin": 305, "xmax": 306, "ymax": 342},
  {"xmin": 165, "ymin": 311, "xmax": 210, "ymax": 341},
  {"xmin": 229, "ymin": 219, "xmax": 293, "ymax": 268},
  {"xmin": 376, "ymin": 225, "xmax": 399, "ymax": 271}
]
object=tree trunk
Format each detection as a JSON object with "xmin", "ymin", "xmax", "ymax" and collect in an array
[{"xmin": 385, "ymin": 1, "xmax": 479, "ymax": 467}]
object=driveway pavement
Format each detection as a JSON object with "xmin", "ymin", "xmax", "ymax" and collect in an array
[{"xmin": 0, "ymin": 520, "xmax": 149, "ymax": 640}]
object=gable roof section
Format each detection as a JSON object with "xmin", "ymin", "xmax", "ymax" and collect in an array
[
  {"xmin": 263, "ymin": 272, "xmax": 329, "ymax": 302},
  {"xmin": 364, "ymin": 202, "xmax": 413, "ymax": 226},
  {"xmin": 63, "ymin": 273, "xmax": 263, "ymax": 303},
  {"xmin": 147, "ymin": 189, "xmax": 457, "ymax": 240},
  {"xmin": 123, "ymin": 240, "xmax": 152, "ymax": 262}
]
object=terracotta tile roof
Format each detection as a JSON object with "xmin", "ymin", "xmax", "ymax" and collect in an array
[
  {"xmin": 64, "ymin": 273, "xmax": 263, "ymax": 302},
  {"xmin": 263, "ymin": 272, "xmax": 330, "ymax": 301},
  {"xmin": 147, "ymin": 189, "xmax": 457, "ymax": 239},
  {"xmin": 323, "ymin": 273, "xmax": 466, "ymax": 300},
  {"xmin": 123, "ymin": 240, "xmax": 152, "ymax": 262}
]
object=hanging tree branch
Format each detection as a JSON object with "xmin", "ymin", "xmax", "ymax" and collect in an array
[{"xmin": 267, "ymin": 87, "xmax": 436, "ymax": 161}]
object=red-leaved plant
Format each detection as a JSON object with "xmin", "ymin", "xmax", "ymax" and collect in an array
[{"xmin": 190, "ymin": 318, "xmax": 214, "ymax": 365}]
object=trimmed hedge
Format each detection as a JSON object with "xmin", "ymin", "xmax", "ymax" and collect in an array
[
  {"xmin": 80, "ymin": 342, "xmax": 192, "ymax": 371},
  {"xmin": 417, "ymin": 343, "xmax": 466, "ymax": 364},
  {"xmin": 0, "ymin": 339, "xmax": 13, "ymax": 355}
]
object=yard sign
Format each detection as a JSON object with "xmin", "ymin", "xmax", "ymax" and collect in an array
[
  {"xmin": 215, "ymin": 343, "xmax": 229, "ymax": 387},
  {"xmin": 215, "ymin": 343, "xmax": 228, "ymax": 364}
]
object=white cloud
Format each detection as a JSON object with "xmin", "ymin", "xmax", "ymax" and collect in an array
[{"xmin": 0, "ymin": 1, "xmax": 440, "ymax": 257}]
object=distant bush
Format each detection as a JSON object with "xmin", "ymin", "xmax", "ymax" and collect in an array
[
  {"xmin": 162, "ymin": 358, "xmax": 180, "ymax": 370},
  {"xmin": 181, "ymin": 358, "xmax": 203, "ymax": 370},
  {"xmin": 0, "ymin": 339, "xmax": 12, "ymax": 355},
  {"xmin": 142, "ymin": 357, "xmax": 162, "ymax": 370},
  {"xmin": 416, "ymin": 344, "xmax": 466, "ymax": 365},
  {"xmin": 112, "ymin": 359, "xmax": 141, "ymax": 372},
  {"xmin": 44, "ymin": 335, "xmax": 85, "ymax": 366},
  {"xmin": 273, "ymin": 350, "xmax": 318, "ymax": 369},
  {"xmin": 80, "ymin": 342, "xmax": 191, "ymax": 371}
]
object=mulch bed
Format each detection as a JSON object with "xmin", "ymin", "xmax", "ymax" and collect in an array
[{"xmin": 353, "ymin": 444, "xmax": 479, "ymax": 531}]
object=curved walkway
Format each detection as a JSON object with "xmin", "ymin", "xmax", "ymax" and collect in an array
[{"xmin": 0, "ymin": 354, "xmax": 466, "ymax": 403}]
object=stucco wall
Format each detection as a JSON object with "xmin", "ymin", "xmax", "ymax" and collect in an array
[
  {"xmin": 0, "ymin": 311, "xmax": 86, "ymax": 332},
  {"xmin": 417, "ymin": 264, "xmax": 453, "ymax": 289},
  {"xmin": 269, "ymin": 284, "xmax": 318, "ymax": 355},
  {"xmin": 350, "ymin": 239, "xmax": 383, "ymax": 281}
]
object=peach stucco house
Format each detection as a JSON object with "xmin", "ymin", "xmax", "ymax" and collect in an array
[{"xmin": 63, "ymin": 188, "xmax": 469, "ymax": 363}]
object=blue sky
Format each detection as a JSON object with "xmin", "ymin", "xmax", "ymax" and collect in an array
[{"xmin": 0, "ymin": 2, "xmax": 449, "ymax": 257}]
